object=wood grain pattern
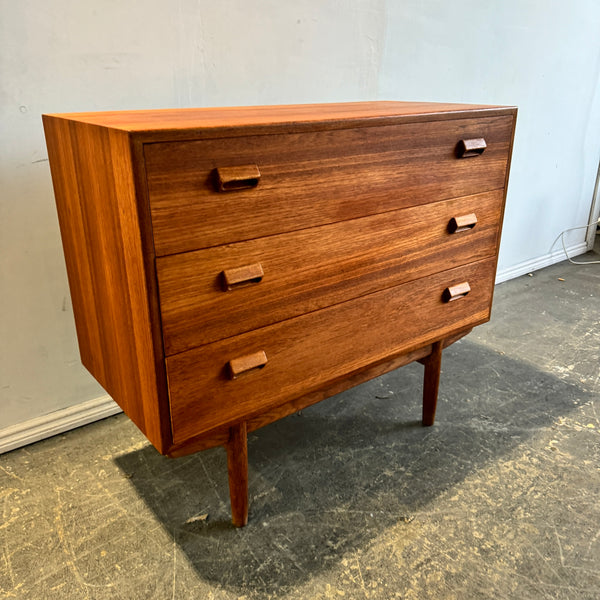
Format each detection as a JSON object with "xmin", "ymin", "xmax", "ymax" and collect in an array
[
  {"xmin": 167, "ymin": 258, "xmax": 496, "ymax": 444},
  {"xmin": 44, "ymin": 101, "xmax": 516, "ymax": 141},
  {"xmin": 145, "ymin": 116, "xmax": 513, "ymax": 255},
  {"xmin": 42, "ymin": 116, "xmax": 169, "ymax": 452},
  {"xmin": 157, "ymin": 190, "xmax": 503, "ymax": 354}
]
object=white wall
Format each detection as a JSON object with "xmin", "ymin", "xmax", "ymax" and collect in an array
[
  {"xmin": 379, "ymin": 0, "xmax": 600, "ymax": 276},
  {"xmin": 1, "ymin": 0, "xmax": 599, "ymax": 442}
]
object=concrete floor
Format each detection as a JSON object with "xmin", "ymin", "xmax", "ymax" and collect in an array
[{"xmin": 1, "ymin": 241, "xmax": 599, "ymax": 599}]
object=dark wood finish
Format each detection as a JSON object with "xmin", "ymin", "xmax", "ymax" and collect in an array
[
  {"xmin": 43, "ymin": 101, "xmax": 517, "ymax": 525},
  {"xmin": 215, "ymin": 164, "xmax": 261, "ymax": 191},
  {"xmin": 457, "ymin": 138, "xmax": 487, "ymax": 158},
  {"xmin": 167, "ymin": 258, "xmax": 496, "ymax": 444},
  {"xmin": 226, "ymin": 422, "xmax": 248, "ymax": 527},
  {"xmin": 157, "ymin": 191, "xmax": 503, "ymax": 354},
  {"xmin": 422, "ymin": 341, "xmax": 443, "ymax": 426},
  {"xmin": 145, "ymin": 116, "xmax": 513, "ymax": 255}
]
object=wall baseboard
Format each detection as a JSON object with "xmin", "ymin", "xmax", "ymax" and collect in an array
[
  {"xmin": 495, "ymin": 241, "xmax": 588, "ymax": 284},
  {"xmin": 0, "ymin": 241, "xmax": 588, "ymax": 455},
  {"xmin": 0, "ymin": 396, "xmax": 122, "ymax": 455}
]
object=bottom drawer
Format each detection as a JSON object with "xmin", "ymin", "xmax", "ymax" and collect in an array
[{"xmin": 167, "ymin": 258, "xmax": 496, "ymax": 443}]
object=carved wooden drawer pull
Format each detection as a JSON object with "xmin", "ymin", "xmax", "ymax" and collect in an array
[
  {"xmin": 228, "ymin": 351, "xmax": 268, "ymax": 380},
  {"xmin": 448, "ymin": 213, "xmax": 478, "ymax": 234},
  {"xmin": 442, "ymin": 282, "xmax": 471, "ymax": 303},
  {"xmin": 456, "ymin": 138, "xmax": 487, "ymax": 158},
  {"xmin": 215, "ymin": 164, "xmax": 261, "ymax": 191},
  {"xmin": 222, "ymin": 263, "xmax": 264, "ymax": 291}
]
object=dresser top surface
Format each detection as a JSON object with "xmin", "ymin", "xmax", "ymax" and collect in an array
[{"xmin": 43, "ymin": 101, "xmax": 516, "ymax": 139}]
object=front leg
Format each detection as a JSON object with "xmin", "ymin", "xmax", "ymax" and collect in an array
[
  {"xmin": 226, "ymin": 421, "xmax": 249, "ymax": 526},
  {"xmin": 422, "ymin": 340, "xmax": 443, "ymax": 426}
]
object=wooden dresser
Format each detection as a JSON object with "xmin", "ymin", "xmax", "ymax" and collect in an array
[{"xmin": 43, "ymin": 102, "xmax": 517, "ymax": 526}]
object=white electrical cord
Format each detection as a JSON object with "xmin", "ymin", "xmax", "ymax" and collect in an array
[{"xmin": 556, "ymin": 219, "xmax": 600, "ymax": 265}]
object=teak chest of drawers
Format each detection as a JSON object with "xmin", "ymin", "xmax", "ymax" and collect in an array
[{"xmin": 43, "ymin": 101, "xmax": 516, "ymax": 526}]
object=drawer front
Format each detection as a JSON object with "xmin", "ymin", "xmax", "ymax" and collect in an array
[
  {"xmin": 167, "ymin": 258, "xmax": 496, "ymax": 443},
  {"xmin": 157, "ymin": 190, "xmax": 503, "ymax": 355},
  {"xmin": 145, "ymin": 116, "xmax": 513, "ymax": 256}
]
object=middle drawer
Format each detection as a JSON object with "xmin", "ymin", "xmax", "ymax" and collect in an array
[{"xmin": 157, "ymin": 190, "xmax": 503, "ymax": 355}]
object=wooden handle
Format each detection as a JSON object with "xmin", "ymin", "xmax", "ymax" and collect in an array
[
  {"xmin": 215, "ymin": 165, "xmax": 261, "ymax": 191},
  {"xmin": 442, "ymin": 282, "xmax": 471, "ymax": 303},
  {"xmin": 448, "ymin": 213, "xmax": 478, "ymax": 234},
  {"xmin": 456, "ymin": 138, "xmax": 487, "ymax": 158},
  {"xmin": 222, "ymin": 263, "xmax": 264, "ymax": 291},
  {"xmin": 228, "ymin": 351, "xmax": 268, "ymax": 379}
]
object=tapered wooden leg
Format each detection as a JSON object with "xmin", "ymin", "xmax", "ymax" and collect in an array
[
  {"xmin": 226, "ymin": 422, "xmax": 248, "ymax": 527},
  {"xmin": 422, "ymin": 341, "xmax": 443, "ymax": 426}
]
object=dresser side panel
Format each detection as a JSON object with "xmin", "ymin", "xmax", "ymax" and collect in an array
[
  {"xmin": 43, "ymin": 117, "xmax": 168, "ymax": 452},
  {"xmin": 43, "ymin": 116, "xmax": 105, "ymax": 380}
]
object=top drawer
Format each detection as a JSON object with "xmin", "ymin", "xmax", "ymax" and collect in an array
[{"xmin": 144, "ymin": 116, "xmax": 513, "ymax": 256}]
